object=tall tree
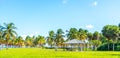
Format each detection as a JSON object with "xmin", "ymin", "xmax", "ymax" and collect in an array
[
  {"xmin": 78, "ymin": 28, "xmax": 88, "ymax": 40},
  {"xmin": 36, "ymin": 35, "xmax": 45, "ymax": 47},
  {"xmin": 87, "ymin": 32, "xmax": 93, "ymax": 41},
  {"xmin": 47, "ymin": 30, "xmax": 55, "ymax": 47},
  {"xmin": 66, "ymin": 28, "xmax": 78, "ymax": 40},
  {"xmin": 2, "ymin": 23, "xmax": 17, "ymax": 49},
  {"xmin": 0, "ymin": 25, "xmax": 5, "ymax": 49},
  {"xmin": 55, "ymin": 29, "xmax": 64, "ymax": 46},
  {"xmin": 32, "ymin": 36, "xmax": 36, "ymax": 47},
  {"xmin": 99, "ymin": 33, "xmax": 108, "ymax": 44},
  {"xmin": 102, "ymin": 25, "xmax": 120, "ymax": 51},
  {"xmin": 0, "ymin": 25, "xmax": 4, "ymax": 45},
  {"xmin": 92, "ymin": 40, "xmax": 101, "ymax": 50},
  {"xmin": 25, "ymin": 36, "xmax": 33, "ymax": 47},
  {"xmin": 118, "ymin": 23, "xmax": 120, "ymax": 41},
  {"xmin": 16, "ymin": 36, "xmax": 24, "ymax": 47},
  {"xmin": 93, "ymin": 31, "xmax": 100, "ymax": 40}
]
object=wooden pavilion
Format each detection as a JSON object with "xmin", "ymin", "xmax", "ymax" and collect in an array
[{"xmin": 64, "ymin": 39, "xmax": 89, "ymax": 51}]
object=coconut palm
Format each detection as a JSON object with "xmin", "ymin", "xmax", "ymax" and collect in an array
[
  {"xmin": 92, "ymin": 40, "xmax": 101, "ymax": 50},
  {"xmin": 36, "ymin": 35, "xmax": 45, "ymax": 47},
  {"xmin": 99, "ymin": 33, "xmax": 108, "ymax": 44},
  {"xmin": 102, "ymin": 25, "xmax": 120, "ymax": 51},
  {"xmin": 25, "ymin": 36, "xmax": 33, "ymax": 47},
  {"xmin": 0, "ymin": 25, "xmax": 3, "ymax": 45},
  {"xmin": 119, "ymin": 23, "xmax": 120, "ymax": 41},
  {"xmin": 55, "ymin": 29, "xmax": 64, "ymax": 46},
  {"xmin": 2, "ymin": 23, "xmax": 17, "ymax": 49},
  {"xmin": 66, "ymin": 28, "xmax": 78, "ymax": 40},
  {"xmin": 78, "ymin": 28, "xmax": 88, "ymax": 40},
  {"xmin": 0, "ymin": 25, "xmax": 5, "ymax": 49},
  {"xmin": 47, "ymin": 30, "xmax": 55, "ymax": 47},
  {"xmin": 93, "ymin": 31, "xmax": 100, "ymax": 40},
  {"xmin": 17, "ymin": 36, "xmax": 24, "ymax": 47},
  {"xmin": 32, "ymin": 36, "xmax": 37, "ymax": 47},
  {"xmin": 87, "ymin": 32, "xmax": 93, "ymax": 41}
]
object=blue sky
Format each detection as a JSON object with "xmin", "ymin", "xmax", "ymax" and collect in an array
[{"xmin": 0, "ymin": 0, "xmax": 120, "ymax": 38}]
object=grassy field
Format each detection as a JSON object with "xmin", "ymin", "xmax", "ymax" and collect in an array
[{"xmin": 0, "ymin": 48, "xmax": 120, "ymax": 58}]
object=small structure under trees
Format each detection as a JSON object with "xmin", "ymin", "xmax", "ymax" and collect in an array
[{"xmin": 63, "ymin": 39, "xmax": 89, "ymax": 51}]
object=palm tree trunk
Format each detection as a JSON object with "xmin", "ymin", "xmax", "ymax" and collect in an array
[
  {"xmin": 95, "ymin": 45, "xmax": 96, "ymax": 50},
  {"xmin": 113, "ymin": 43, "xmax": 114, "ymax": 51},
  {"xmin": 6, "ymin": 43, "xmax": 8, "ymax": 49},
  {"xmin": 51, "ymin": 45, "xmax": 52, "ymax": 48},
  {"xmin": 108, "ymin": 43, "xmax": 109, "ymax": 51}
]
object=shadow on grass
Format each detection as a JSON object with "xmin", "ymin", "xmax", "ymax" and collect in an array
[{"xmin": 110, "ymin": 54, "xmax": 120, "ymax": 56}]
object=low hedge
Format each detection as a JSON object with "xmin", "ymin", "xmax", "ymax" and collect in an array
[{"xmin": 97, "ymin": 43, "xmax": 120, "ymax": 51}]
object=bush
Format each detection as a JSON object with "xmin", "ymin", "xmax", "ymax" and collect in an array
[{"xmin": 97, "ymin": 42, "xmax": 120, "ymax": 51}]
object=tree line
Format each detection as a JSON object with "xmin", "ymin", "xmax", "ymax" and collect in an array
[{"xmin": 0, "ymin": 23, "xmax": 120, "ymax": 50}]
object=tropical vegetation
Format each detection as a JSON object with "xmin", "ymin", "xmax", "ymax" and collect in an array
[{"xmin": 0, "ymin": 22, "xmax": 120, "ymax": 51}]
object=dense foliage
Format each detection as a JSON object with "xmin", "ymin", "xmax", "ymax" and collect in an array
[
  {"xmin": 97, "ymin": 43, "xmax": 120, "ymax": 51},
  {"xmin": 0, "ymin": 22, "xmax": 120, "ymax": 51}
]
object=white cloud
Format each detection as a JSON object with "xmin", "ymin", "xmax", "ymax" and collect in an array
[
  {"xmin": 21, "ymin": 35, "xmax": 27, "ymax": 40},
  {"xmin": 21, "ymin": 32, "xmax": 39, "ymax": 40},
  {"xmin": 30, "ymin": 34, "xmax": 34, "ymax": 37},
  {"xmin": 35, "ymin": 32, "xmax": 39, "ymax": 35},
  {"xmin": 92, "ymin": 1, "xmax": 98, "ymax": 6},
  {"xmin": 62, "ymin": 0, "xmax": 68, "ymax": 4},
  {"xmin": 86, "ymin": 24, "xmax": 94, "ymax": 29}
]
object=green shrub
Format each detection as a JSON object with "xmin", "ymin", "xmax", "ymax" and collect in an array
[{"xmin": 97, "ymin": 43, "xmax": 120, "ymax": 51}]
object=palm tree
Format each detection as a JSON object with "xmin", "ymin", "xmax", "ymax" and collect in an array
[
  {"xmin": 118, "ymin": 23, "xmax": 120, "ymax": 41},
  {"xmin": 99, "ymin": 34, "xmax": 108, "ymax": 44},
  {"xmin": 93, "ymin": 31, "xmax": 100, "ymax": 40},
  {"xmin": 78, "ymin": 28, "xmax": 88, "ymax": 40},
  {"xmin": 66, "ymin": 28, "xmax": 78, "ymax": 40},
  {"xmin": 0, "ymin": 25, "xmax": 5, "ymax": 49},
  {"xmin": 76, "ymin": 28, "xmax": 88, "ymax": 51},
  {"xmin": 92, "ymin": 40, "xmax": 101, "ymax": 50},
  {"xmin": 17, "ymin": 36, "xmax": 24, "ymax": 47},
  {"xmin": 91, "ymin": 31, "xmax": 101, "ymax": 50},
  {"xmin": 36, "ymin": 35, "xmax": 45, "ymax": 47},
  {"xmin": 32, "ymin": 36, "xmax": 37, "ymax": 47},
  {"xmin": 102, "ymin": 25, "xmax": 120, "ymax": 51},
  {"xmin": 0, "ymin": 25, "xmax": 3, "ymax": 45},
  {"xmin": 2, "ymin": 23, "xmax": 17, "ymax": 49},
  {"xmin": 47, "ymin": 30, "xmax": 55, "ymax": 47},
  {"xmin": 25, "ymin": 36, "xmax": 33, "ymax": 47},
  {"xmin": 87, "ymin": 32, "xmax": 93, "ymax": 41},
  {"xmin": 55, "ymin": 29, "xmax": 64, "ymax": 46}
]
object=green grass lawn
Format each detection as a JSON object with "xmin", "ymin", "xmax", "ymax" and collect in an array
[{"xmin": 0, "ymin": 48, "xmax": 120, "ymax": 58}]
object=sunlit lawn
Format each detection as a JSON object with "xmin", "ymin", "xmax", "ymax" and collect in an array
[{"xmin": 0, "ymin": 48, "xmax": 120, "ymax": 58}]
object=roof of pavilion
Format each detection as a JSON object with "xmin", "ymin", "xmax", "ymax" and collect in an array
[{"xmin": 64, "ymin": 39, "xmax": 87, "ymax": 44}]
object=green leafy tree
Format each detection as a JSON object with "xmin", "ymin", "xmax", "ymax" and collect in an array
[
  {"xmin": 102, "ymin": 25, "xmax": 120, "ymax": 51},
  {"xmin": 92, "ymin": 40, "xmax": 101, "ymax": 50},
  {"xmin": 16, "ymin": 36, "xmax": 24, "ymax": 47},
  {"xmin": 99, "ymin": 34, "xmax": 108, "ymax": 44},
  {"xmin": 36, "ymin": 35, "xmax": 45, "ymax": 47},
  {"xmin": 66, "ymin": 28, "xmax": 78, "ymax": 40},
  {"xmin": 87, "ymin": 32, "xmax": 93, "ymax": 41},
  {"xmin": 25, "ymin": 36, "xmax": 33, "ymax": 47},
  {"xmin": 78, "ymin": 28, "xmax": 88, "ymax": 40},
  {"xmin": 93, "ymin": 31, "xmax": 100, "ymax": 40},
  {"xmin": 2, "ymin": 23, "xmax": 17, "ymax": 49},
  {"xmin": 55, "ymin": 29, "xmax": 64, "ymax": 46},
  {"xmin": 0, "ymin": 25, "xmax": 4, "ymax": 45},
  {"xmin": 47, "ymin": 30, "xmax": 55, "ymax": 47},
  {"xmin": 118, "ymin": 23, "xmax": 120, "ymax": 41}
]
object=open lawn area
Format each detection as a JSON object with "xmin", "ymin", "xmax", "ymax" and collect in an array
[{"xmin": 0, "ymin": 48, "xmax": 120, "ymax": 58}]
